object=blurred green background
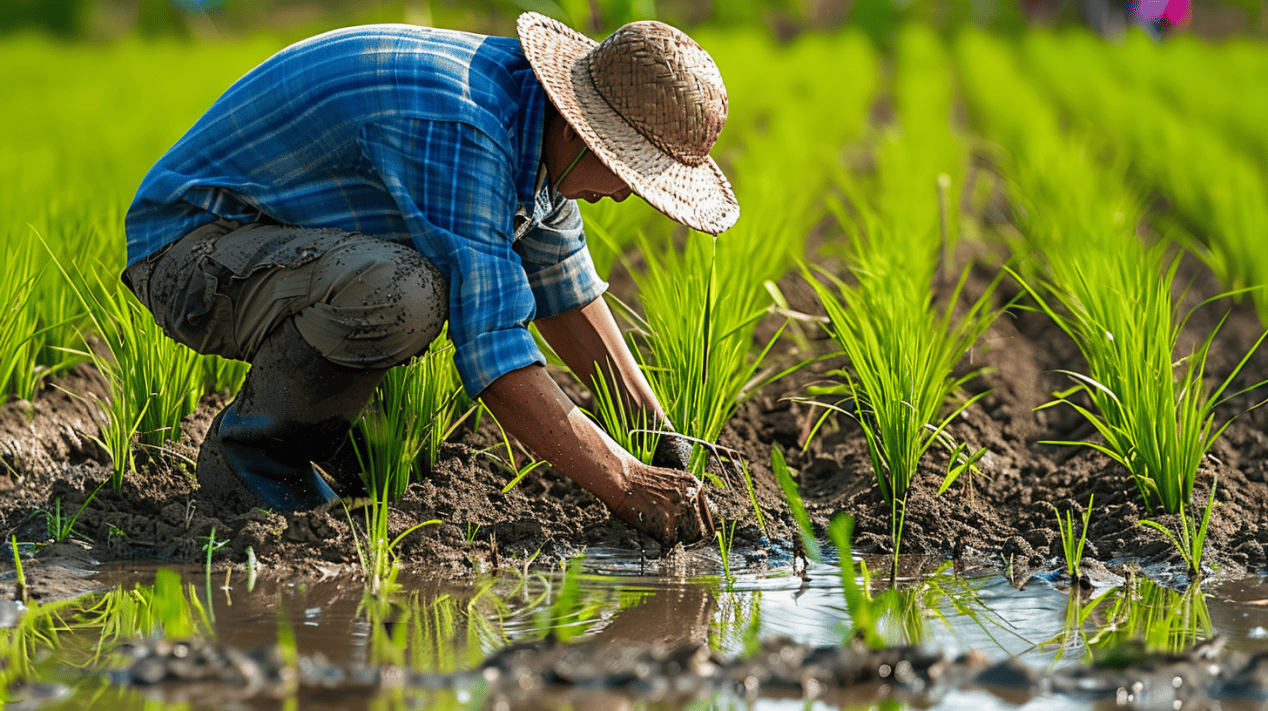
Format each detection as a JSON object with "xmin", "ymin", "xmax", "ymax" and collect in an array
[{"xmin": 0, "ymin": 0, "xmax": 1263, "ymax": 42}]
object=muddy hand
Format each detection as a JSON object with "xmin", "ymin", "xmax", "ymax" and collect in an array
[{"xmin": 614, "ymin": 464, "xmax": 715, "ymax": 548}]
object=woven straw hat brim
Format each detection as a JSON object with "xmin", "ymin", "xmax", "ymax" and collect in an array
[{"xmin": 517, "ymin": 12, "xmax": 739, "ymax": 235}]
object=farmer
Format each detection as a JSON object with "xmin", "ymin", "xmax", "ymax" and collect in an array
[{"xmin": 120, "ymin": 13, "xmax": 738, "ymax": 548}]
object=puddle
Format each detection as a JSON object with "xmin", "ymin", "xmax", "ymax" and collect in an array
[{"xmin": 3, "ymin": 551, "xmax": 1268, "ymax": 710}]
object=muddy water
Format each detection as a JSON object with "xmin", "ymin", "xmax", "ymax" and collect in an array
[{"xmin": 6, "ymin": 551, "xmax": 1268, "ymax": 711}]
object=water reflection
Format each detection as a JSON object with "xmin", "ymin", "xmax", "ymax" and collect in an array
[{"xmin": 3, "ymin": 555, "xmax": 1268, "ymax": 710}]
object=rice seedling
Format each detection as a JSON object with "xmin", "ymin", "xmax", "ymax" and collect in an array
[
  {"xmin": 40, "ymin": 494, "xmax": 92, "ymax": 544},
  {"xmin": 0, "ymin": 261, "xmax": 42, "ymax": 403},
  {"xmin": 1013, "ymin": 246, "xmax": 1265, "ymax": 534},
  {"xmin": 55, "ymin": 262, "xmax": 208, "ymax": 488},
  {"xmin": 1137, "ymin": 481, "xmax": 1219, "ymax": 582},
  {"xmin": 1024, "ymin": 31, "xmax": 1268, "ymax": 326},
  {"xmin": 800, "ymin": 28, "xmax": 999, "ymax": 566},
  {"xmin": 806, "ymin": 258, "xmax": 1000, "ymax": 553},
  {"xmin": 198, "ymin": 527, "xmax": 228, "ymax": 612},
  {"xmin": 10, "ymin": 535, "xmax": 27, "ymax": 604},
  {"xmin": 1053, "ymin": 494, "xmax": 1094, "ymax": 581},
  {"xmin": 586, "ymin": 369, "xmax": 662, "ymax": 465},
  {"xmin": 344, "ymin": 494, "xmax": 441, "ymax": 597},
  {"xmin": 354, "ymin": 328, "xmax": 470, "ymax": 500},
  {"xmin": 771, "ymin": 446, "xmax": 821, "ymax": 565},
  {"xmin": 625, "ymin": 233, "xmax": 788, "ymax": 483},
  {"xmin": 715, "ymin": 517, "xmax": 738, "ymax": 588},
  {"xmin": 958, "ymin": 31, "xmax": 1266, "ymax": 578}
]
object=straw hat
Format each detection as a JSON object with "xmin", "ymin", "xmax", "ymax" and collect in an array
[{"xmin": 517, "ymin": 12, "xmax": 739, "ymax": 235}]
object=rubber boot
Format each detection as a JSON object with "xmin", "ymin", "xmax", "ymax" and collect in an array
[{"xmin": 196, "ymin": 319, "xmax": 387, "ymax": 514}]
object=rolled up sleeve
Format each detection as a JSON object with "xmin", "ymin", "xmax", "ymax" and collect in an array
[{"xmin": 513, "ymin": 195, "xmax": 609, "ymax": 319}]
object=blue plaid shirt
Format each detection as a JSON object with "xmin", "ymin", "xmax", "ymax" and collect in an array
[{"xmin": 125, "ymin": 25, "xmax": 607, "ymax": 396}]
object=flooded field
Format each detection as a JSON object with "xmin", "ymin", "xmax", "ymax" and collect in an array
[{"xmin": 5, "ymin": 551, "xmax": 1268, "ymax": 711}]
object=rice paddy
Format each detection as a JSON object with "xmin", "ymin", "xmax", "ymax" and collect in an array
[{"xmin": 2, "ymin": 2, "xmax": 1268, "ymax": 710}]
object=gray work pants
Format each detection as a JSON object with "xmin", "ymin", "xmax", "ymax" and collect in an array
[{"xmin": 123, "ymin": 219, "xmax": 449, "ymax": 369}]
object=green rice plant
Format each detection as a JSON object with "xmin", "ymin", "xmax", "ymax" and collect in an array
[
  {"xmin": 40, "ymin": 490, "xmax": 97, "ymax": 543},
  {"xmin": 203, "ymin": 354, "xmax": 249, "ymax": 395},
  {"xmin": 959, "ymin": 32, "xmax": 1266, "ymax": 577},
  {"xmin": 354, "ymin": 328, "xmax": 470, "ymax": 500},
  {"xmin": 627, "ymin": 233, "xmax": 787, "ymax": 483},
  {"xmin": 1024, "ymin": 31, "xmax": 1268, "ymax": 326},
  {"xmin": 481, "ymin": 407, "xmax": 552, "ymax": 494},
  {"xmin": 771, "ymin": 446, "xmax": 820, "ymax": 564},
  {"xmin": 0, "ymin": 263, "xmax": 42, "ymax": 403},
  {"xmin": 344, "ymin": 490, "xmax": 440, "ymax": 597},
  {"xmin": 1053, "ymin": 494, "xmax": 1094, "ymax": 580},
  {"xmin": 198, "ymin": 527, "xmax": 228, "ymax": 618},
  {"xmin": 802, "ymin": 27, "xmax": 998, "ymax": 564},
  {"xmin": 54, "ymin": 262, "xmax": 207, "ymax": 487},
  {"xmin": 587, "ymin": 369, "xmax": 661, "ymax": 465},
  {"xmin": 806, "ymin": 260, "xmax": 1000, "ymax": 552},
  {"xmin": 10, "ymin": 535, "xmax": 26, "ymax": 604},
  {"xmin": 348, "ymin": 408, "xmax": 445, "ymax": 593},
  {"xmin": 1014, "ymin": 252, "xmax": 1266, "ymax": 523},
  {"xmin": 1137, "ymin": 481, "xmax": 1219, "ymax": 582}
]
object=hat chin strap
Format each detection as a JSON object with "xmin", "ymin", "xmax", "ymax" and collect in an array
[{"xmin": 553, "ymin": 145, "xmax": 588, "ymax": 194}]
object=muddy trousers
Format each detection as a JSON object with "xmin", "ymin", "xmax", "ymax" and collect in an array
[{"xmin": 124, "ymin": 219, "xmax": 450, "ymax": 511}]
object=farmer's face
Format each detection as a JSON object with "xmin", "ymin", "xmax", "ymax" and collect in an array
[{"xmin": 556, "ymin": 146, "xmax": 633, "ymax": 204}]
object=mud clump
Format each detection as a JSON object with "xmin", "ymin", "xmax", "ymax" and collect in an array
[{"xmin": 99, "ymin": 634, "xmax": 1268, "ymax": 710}]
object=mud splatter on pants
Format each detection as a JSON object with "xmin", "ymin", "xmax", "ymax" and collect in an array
[{"xmin": 122, "ymin": 218, "xmax": 449, "ymax": 370}]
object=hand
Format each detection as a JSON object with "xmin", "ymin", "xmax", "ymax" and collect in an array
[{"xmin": 611, "ymin": 463, "xmax": 715, "ymax": 548}]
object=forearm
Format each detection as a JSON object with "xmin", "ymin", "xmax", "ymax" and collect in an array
[
  {"xmin": 478, "ymin": 361, "xmax": 712, "ymax": 547},
  {"xmin": 479, "ymin": 363, "xmax": 630, "ymax": 505},
  {"xmin": 535, "ymin": 297, "xmax": 665, "ymax": 423}
]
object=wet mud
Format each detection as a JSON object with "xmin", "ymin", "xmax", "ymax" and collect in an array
[{"xmin": 68, "ymin": 631, "xmax": 1267, "ymax": 711}]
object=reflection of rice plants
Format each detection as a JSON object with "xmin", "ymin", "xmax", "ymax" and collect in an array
[{"xmin": 1090, "ymin": 577, "xmax": 1212, "ymax": 658}]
